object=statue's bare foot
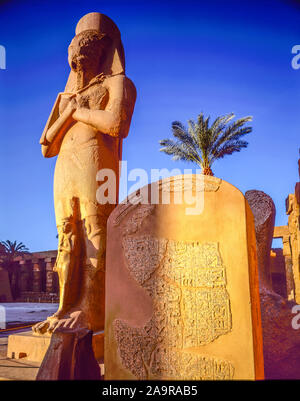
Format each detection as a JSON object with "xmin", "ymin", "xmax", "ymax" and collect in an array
[
  {"xmin": 32, "ymin": 310, "xmax": 87, "ymax": 335},
  {"xmin": 32, "ymin": 307, "xmax": 68, "ymax": 334},
  {"xmin": 49, "ymin": 310, "xmax": 87, "ymax": 332},
  {"xmin": 32, "ymin": 315, "xmax": 59, "ymax": 335}
]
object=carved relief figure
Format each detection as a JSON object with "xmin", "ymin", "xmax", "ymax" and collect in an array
[{"xmin": 33, "ymin": 13, "xmax": 136, "ymax": 333}]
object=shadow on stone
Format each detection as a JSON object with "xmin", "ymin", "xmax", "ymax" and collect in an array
[{"xmin": 36, "ymin": 327, "xmax": 101, "ymax": 380}]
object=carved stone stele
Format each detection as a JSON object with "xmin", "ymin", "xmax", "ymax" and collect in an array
[{"xmin": 105, "ymin": 175, "xmax": 264, "ymax": 380}]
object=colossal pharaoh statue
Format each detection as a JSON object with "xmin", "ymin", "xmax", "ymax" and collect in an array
[{"xmin": 33, "ymin": 13, "xmax": 136, "ymax": 334}]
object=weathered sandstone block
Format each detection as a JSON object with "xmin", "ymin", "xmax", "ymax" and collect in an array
[
  {"xmin": 244, "ymin": 190, "xmax": 276, "ymax": 289},
  {"xmin": 105, "ymin": 175, "xmax": 264, "ymax": 380},
  {"xmin": 36, "ymin": 327, "xmax": 101, "ymax": 380},
  {"xmin": 7, "ymin": 329, "xmax": 104, "ymax": 363}
]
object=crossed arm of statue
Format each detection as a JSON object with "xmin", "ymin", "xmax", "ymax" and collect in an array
[{"xmin": 40, "ymin": 74, "xmax": 132, "ymax": 158}]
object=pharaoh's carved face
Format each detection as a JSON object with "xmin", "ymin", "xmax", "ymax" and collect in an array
[{"xmin": 68, "ymin": 30, "xmax": 106, "ymax": 73}]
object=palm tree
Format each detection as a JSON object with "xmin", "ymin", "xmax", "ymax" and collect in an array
[
  {"xmin": 159, "ymin": 112, "xmax": 252, "ymax": 176},
  {"xmin": 0, "ymin": 240, "xmax": 30, "ymax": 262},
  {"xmin": 0, "ymin": 240, "xmax": 30, "ymax": 299}
]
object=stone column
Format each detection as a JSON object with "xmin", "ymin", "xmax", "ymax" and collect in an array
[
  {"xmin": 282, "ymin": 234, "xmax": 294, "ymax": 301},
  {"xmin": 32, "ymin": 259, "xmax": 42, "ymax": 293},
  {"xmin": 19, "ymin": 260, "xmax": 29, "ymax": 292},
  {"xmin": 45, "ymin": 258, "xmax": 54, "ymax": 293},
  {"xmin": 0, "ymin": 267, "xmax": 13, "ymax": 302},
  {"xmin": 286, "ymin": 190, "xmax": 300, "ymax": 303},
  {"xmin": 273, "ymin": 225, "xmax": 294, "ymax": 300}
]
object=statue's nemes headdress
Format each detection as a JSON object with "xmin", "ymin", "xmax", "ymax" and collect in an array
[{"xmin": 65, "ymin": 12, "xmax": 125, "ymax": 92}]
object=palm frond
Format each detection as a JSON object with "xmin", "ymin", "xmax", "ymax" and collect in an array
[
  {"xmin": 210, "ymin": 113, "xmax": 235, "ymax": 143},
  {"xmin": 159, "ymin": 138, "xmax": 202, "ymax": 165},
  {"xmin": 211, "ymin": 116, "xmax": 252, "ymax": 154},
  {"xmin": 171, "ymin": 121, "xmax": 199, "ymax": 154},
  {"xmin": 212, "ymin": 139, "xmax": 249, "ymax": 160}
]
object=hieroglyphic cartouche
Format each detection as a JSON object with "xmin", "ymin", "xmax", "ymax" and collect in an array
[{"xmin": 114, "ymin": 235, "xmax": 234, "ymax": 380}]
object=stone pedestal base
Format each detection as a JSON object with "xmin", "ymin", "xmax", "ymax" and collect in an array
[
  {"xmin": 36, "ymin": 328, "xmax": 101, "ymax": 380},
  {"xmin": 7, "ymin": 330, "xmax": 104, "ymax": 362}
]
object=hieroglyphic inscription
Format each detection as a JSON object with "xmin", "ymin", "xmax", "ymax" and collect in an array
[
  {"xmin": 159, "ymin": 175, "xmax": 222, "ymax": 193},
  {"xmin": 114, "ymin": 236, "xmax": 234, "ymax": 379},
  {"xmin": 123, "ymin": 205, "xmax": 155, "ymax": 235},
  {"xmin": 112, "ymin": 192, "xmax": 144, "ymax": 226},
  {"xmin": 112, "ymin": 176, "xmax": 222, "ymax": 226},
  {"xmin": 114, "ymin": 318, "xmax": 234, "ymax": 380}
]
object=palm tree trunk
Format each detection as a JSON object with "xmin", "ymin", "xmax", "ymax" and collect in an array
[{"xmin": 202, "ymin": 167, "xmax": 214, "ymax": 176}]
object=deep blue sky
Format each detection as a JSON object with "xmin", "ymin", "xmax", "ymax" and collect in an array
[{"xmin": 0, "ymin": 0, "xmax": 299, "ymax": 251}]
